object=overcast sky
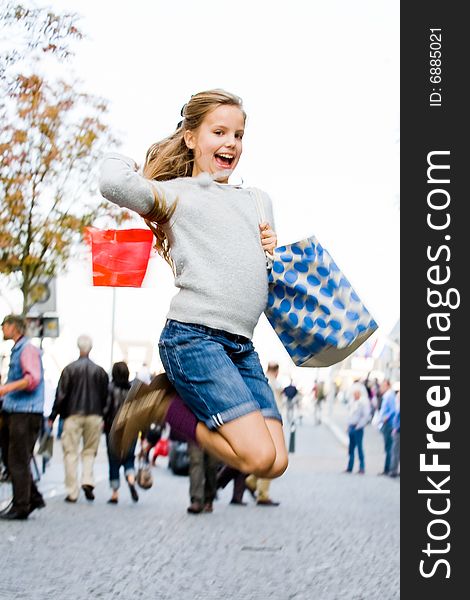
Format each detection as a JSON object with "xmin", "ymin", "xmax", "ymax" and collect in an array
[{"xmin": 1, "ymin": 0, "xmax": 399, "ymax": 381}]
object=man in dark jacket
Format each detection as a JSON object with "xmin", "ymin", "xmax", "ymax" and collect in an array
[
  {"xmin": 0, "ymin": 315, "xmax": 45, "ymax": 520},
  {"xmin": 49, "ymin": 335, "xmax": 108, "ymax": 503}
]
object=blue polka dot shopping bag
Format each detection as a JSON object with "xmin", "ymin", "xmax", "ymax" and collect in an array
[{"xmin": 252, "ymin": 190, "xmax": 378, "ymax": 368}]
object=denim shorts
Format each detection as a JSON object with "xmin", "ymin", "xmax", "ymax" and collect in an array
[{"xmin": 158, "ymin": 320, "xmax": 282, "ymax": 430}]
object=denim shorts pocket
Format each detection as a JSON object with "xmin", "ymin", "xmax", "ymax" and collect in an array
[
  {"xmin": 158, "ymin": 340, "xmax": 175, "ymax": 383},
  {"xmin": 159, "ymin": 322, "xmax": 214, "ymax": 387},
  {"xmin": 159, "ymin": 320, "xmax": 211, "ymax": 349}
]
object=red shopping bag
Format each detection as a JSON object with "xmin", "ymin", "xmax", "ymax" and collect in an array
[
  {"xmin": 153, "ymin": 438, "xmax": 169, "ymax": 458},
  {"xmin": 85, "ymin": 228, "xmax": 153, "ymax": 287}
]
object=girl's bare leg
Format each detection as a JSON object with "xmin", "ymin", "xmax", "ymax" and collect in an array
[
  {"xmin": 195, "ymin": 412, "xmax": 288, "ymax": 478},
  {"xmin": 262, "ymin": 419, "xmax": 289, "ymax": 478}
]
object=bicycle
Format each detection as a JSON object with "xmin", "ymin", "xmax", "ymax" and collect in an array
[
  {"xmin": 0, "ymin": 455, "xmax": 41, "ymax": 514},
  {"xmin": 0, "ymin": 454, "xmax": 13, "ymax": 513},
  {"xmin": 0, "ymin": 412, "xmax": 12, "ymax": 513}
]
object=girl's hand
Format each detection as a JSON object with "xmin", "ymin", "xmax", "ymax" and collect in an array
[{"xmin": 259, "ymin": 222, "xmax": 277, "ymax": 254}]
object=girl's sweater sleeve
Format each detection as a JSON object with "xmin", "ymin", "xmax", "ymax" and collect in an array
[{"xmin": 99, "ymin": 152, "xmax": 156, "ymax": 216}]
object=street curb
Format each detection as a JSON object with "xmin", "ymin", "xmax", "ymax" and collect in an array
[{"xmin": 322, "ymin": 416, "xmax": 348, "ymax": 447}]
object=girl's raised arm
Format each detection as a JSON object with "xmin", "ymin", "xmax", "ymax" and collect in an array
[{"xmin": 99, "ymin": 152, "xmax": 157, "ymax": 216}]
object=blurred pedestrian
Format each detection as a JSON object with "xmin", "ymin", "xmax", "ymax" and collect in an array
[
  {"xmin": 48, "ymin": 335, "xmax": 108, "ymax": 503},
  {"xmin": 283, "ymin": 379, "xmax": 299, "ymax": 424},
  {"xmin": 40, "ymin": 373, "xmax": 57, "ymax": 473},
  {"xmin": 283, "ymin": 379, "xmax": 299, "ymax": 403},
  {"xmin": 56, "ymin": 416, "xmax": 64, "ymax": 439},
  {"xmin": 103, "ymin": 362, "xmax": 139, "ymax": 504},
  {"xmin": 245, "ymin": 362, "xmax": 282, "ymax": 506},
  {"xmin": 389, "ymin": 386, "xmax": 400, "ymax": 478},
  {"xmin": 0, "ymin": 315, "xmax": 45, "ymax": 520},
  {"xmin": 373, "ymin": 377, "xmax": 383, "ymax": 413},
  {"xmin": 244, "ymin": 474, "xmax": 280, "ymax": 506},
  {"xmin": 326, "ymin": 379, "xmax": 339, "ymax": 419},
  {"xmin": 136, "ymin": 362, "xmax": 151, "ymax": 385},
  {"xmin": 187, "ymin": 442, "xmax": 219, "ymax": 514},
  {"xmin": 266, "ymin": 362, "xmax": 283, "ymax": 407},
  {"xmin": 364, "ymin": 375, "xmax": 377, "ymax": 419},
  {"xmin": 141, "ymin": 423, "xmax": 164, "ymax": 465},
  {"xmin": 377, "ymin": 379, "xmax": 396, "ymax": 475},
  {"xmin": 216, "ymin": 463, "xmax": 256, "ymax": 506},
  {"xmin": 313, "ymin": 380, "xmax": 325, "ymax": 425},
  {"xmin": 344, "ymin": 382, "xmax": 370, "ymax": 474},
  {"xmin": 229, "ymin": 469, "xmax": 250, "ymax": 505}
]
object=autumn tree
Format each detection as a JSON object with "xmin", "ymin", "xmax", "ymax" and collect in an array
[{"xmin": 0, "ymin": 2, "xmax": 126, "ymax": 314}]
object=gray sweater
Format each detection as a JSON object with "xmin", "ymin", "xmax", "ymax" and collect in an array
[{"xmin": 99, "ymin": 153, "xmax": 275, "ymax": 339}]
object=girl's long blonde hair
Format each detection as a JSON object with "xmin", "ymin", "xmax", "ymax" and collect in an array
[{"xmin": 143, "ymin": 89, "xmax": 246, "ymax": 266}]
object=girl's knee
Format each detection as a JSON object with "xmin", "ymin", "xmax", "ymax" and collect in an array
[
  {"xmin": 270, "ymin": 455, "xmax": 289, "ymax": 478},
  {"xmin": 255, "ymin": 453, "xmax": 288, "ymax": 479},
  {"xmin": 244, "ymin": 447, "xmax": 276, "ymax": 475}
]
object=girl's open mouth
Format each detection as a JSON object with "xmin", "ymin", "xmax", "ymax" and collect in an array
[{"xmin": 215, "ymin": 153, "xmax": 235, "ymax": 168}]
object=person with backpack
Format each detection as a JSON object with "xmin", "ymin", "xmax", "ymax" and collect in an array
[{"xmin": 103, "ymin": 362, "xmax": 138, "ymax": 504}]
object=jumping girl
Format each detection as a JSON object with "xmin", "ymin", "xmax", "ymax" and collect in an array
[{"xmin": 99, "ymin": 89, "xmax": 288, "ymax": 479}]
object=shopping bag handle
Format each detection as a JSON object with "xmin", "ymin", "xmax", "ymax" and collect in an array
[{"xmin": 250, "ymin": 188, "xmax": 274, "ymax": 270}]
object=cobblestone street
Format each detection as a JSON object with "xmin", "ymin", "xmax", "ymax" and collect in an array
[{"xmin": 1, "ymin": 404, "xmax": 399, "ymax": 600}]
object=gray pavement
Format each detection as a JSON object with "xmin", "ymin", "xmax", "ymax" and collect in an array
[{"xmin": 0, "ymin": 403, "xmax": 399, "ymax": 600}]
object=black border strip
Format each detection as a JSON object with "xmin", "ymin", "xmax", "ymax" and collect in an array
[{"xmin": 401, "ymin": 3, "xmax": 466, "ymax": 596}]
